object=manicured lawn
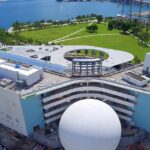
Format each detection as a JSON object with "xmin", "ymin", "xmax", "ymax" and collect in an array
[
  {"xmin": 19, "ymin": 23, "xmax": 87, "ymax": 43},
  {"xmin": 19, "ymin": 23, "xmax": 150, "ymax": 61},
  {"xmin": 61, "ymin": 34, "xmax": 150, "ymax": 61},
  {"xmin": 68, "ymin": 24, "xmax": 120, "ymax": 38}
]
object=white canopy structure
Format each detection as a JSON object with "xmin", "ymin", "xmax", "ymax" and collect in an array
[
  {"xmin": 9, "ymin": 45, "xmax": 134, "ymax": 69},
  {"xmin": 50, "ymin": 45, "xmax": 134, "ymax": 68}
]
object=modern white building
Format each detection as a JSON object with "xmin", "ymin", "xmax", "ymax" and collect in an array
[
  {"xmin": 0, "ymin": 63, "xmax": 43, "ymax": 86},
  {"xmin": 5, "ymin": 45, "xmax": 134, "ymax": 71},
  {"xmin": 0, "ymin": 46, "xmax": 150, "ymax": 149}
]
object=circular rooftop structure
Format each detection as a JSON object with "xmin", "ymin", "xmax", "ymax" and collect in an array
[
  {"xmin": 10, "ymin": 45, "xmax": 134, "ymax": 70},
  {"xmin": 50, "ymin": 45, "xmax": 134, "ymax": 68},
  {"xmin": 59, "ymin": 99, "xmax": 121, "ymax": 150}
]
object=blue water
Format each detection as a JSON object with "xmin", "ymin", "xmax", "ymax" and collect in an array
[{"xmin": 0, "ymin": 0, "xmax": 148, "ymax": 29}]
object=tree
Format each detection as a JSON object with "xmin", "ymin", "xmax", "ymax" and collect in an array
[
  {"xmin": 13, "ymin": 21, "xmax": 21, "ymax": 31},
  {"xmin": 92, "ymin": 50, "xmax": 96, "ymax": 57},
  {"xmin": 33, "ymin": 21, "xmax": 42, "ymax": 29},
  {"xmin": 131, "ymin": 26, "xmax": 141, "ymax": 36},
  {"xmin": 86, "ymin": 24, "xmax": 98, "ymax": 33},
  {"xmin": 35, "ymin": 39, "xmax": 42, "ymax": 45},
  {"xmin": 85, "ymin": 50, "xmax": 88, "ymax": 56},
  {"xmin": 40, "ymin": 20, "xmax": 45, "ymax": 23},
  {"xmin": 121, "ymin": 22, "xmax": 130, "ymax": 33},
  {"xmin": 0, "ymin": 28, "xmax": 14, "ymax": 45},
  {"xmin": 27, "ymin": 37, "xmax": 33, "ymax": 44},
  {"xmin": 47, "ymin": 19, "xmax": 52, "ymax": 23},
  {"xmin": 108, "ymin": 21, "xmax": 113, "ymax": 30},
  {"xmin": 77, "ymin": 50, "xmax": 81, "ymax": 54},
  {"xmin": 133, "ymin": 55, "xmax": 141, "ymax": 64},
  {"xmin": 96, "ymin": 15, "xmax": 103, "ymax": 23},
  {"xmin": 138, "ymin": 32, "xmax": 150, "ymax": 45}
]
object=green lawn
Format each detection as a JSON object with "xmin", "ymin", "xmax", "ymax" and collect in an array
[
  {"xmin": 67, "ymin": 24, "xmax": 120, "ymax": 38},
  {"xmin": 19, "ymin": 23, "xmax": 150, "ymax": 61},
  {"xmin": 61, "ymin": 34, "xmax": 150, "ymax": 61},
  {"xmin": 20, "ymin": 23, "xmax": 87, "ymax": 43}
]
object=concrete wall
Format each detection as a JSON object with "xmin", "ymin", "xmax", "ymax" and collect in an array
[
  {"xmin": 143, "ymin": 53, "xmax": 150, "ymax": 73},
  {"xmin": 0, "ymin": 67, "xmax": 18, "ymax": 80},
  {"xmin": 0, "ymin": 87, "xmax": 28, "ymax": 135},
  {"xmin": 133, "ymin": 92, "xmax": 150, "ymax": 132},
  {"xmin": 21, "ymin": 95, "xmax": 45, "ymax": 136},
  {"xmin": 0, "ymin": 87, "xmax": 45, "ymax": 136},
  {"xmin": 0, "ymin": 65, "xmax": 43, "ymax": 86}
]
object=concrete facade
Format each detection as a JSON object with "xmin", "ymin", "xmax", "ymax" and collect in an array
[
  {"xmin": 133, "ymin": 92, "xmax": 150, "ymax": 132},
  {"xmin": 21, "ymin": 95, "xmax": 45, "ymax": 136},
  {"xmin": 1, "ymin": 78, "xmax": 150, "ymax": 136},
  {"xmin": 0, "ymin": 87, "xmax": 27, "ymax": 135}
]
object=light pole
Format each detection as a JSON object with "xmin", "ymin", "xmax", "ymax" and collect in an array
[
  {"xmin": 122, "ymin": 0, "xmax": 125, "ymax": 16},
  {"xmin": 139, "ymin": 0, "xmax": 143, "ymax": 20}
]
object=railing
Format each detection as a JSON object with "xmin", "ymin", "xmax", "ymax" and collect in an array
[
  {"xmin": 42, "ymin": 86, "xmax": 136, "ymax": 103},
  {"xmin": 20, "ymin": 75, "xmax": 150, "ymax": 98},
  {"xmin": 43, "ymin": 93, "xmax": 135, "ymax": 110},
  {"xmin": 0, "ymin": 50, "xmax": 67, "ymax": 73}
]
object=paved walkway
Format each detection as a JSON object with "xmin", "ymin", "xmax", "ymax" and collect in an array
[
  {"xmin": 54, "ymin": 33, "xmax": 120, "ymax": 43},
  {"xmin": 49, "ymin": 27, "xmax": 85, "ymax": 44},
  {"xmin": 49, "ymin": 21, "xmax": 95, "ymax": 44}
]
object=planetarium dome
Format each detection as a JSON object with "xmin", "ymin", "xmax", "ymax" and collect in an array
[{"xmin": 59, "ymin": 99, "xmax": 121, "ymax": 150}]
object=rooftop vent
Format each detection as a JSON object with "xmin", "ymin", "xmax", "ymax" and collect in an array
[
  {"xmin": 122, "ymin": 72, "xmax": 148, "ymax": 87},
  {"xmin": 0, "ymin": 78, "xmax": 13, "ymax": 88},
  {"xmin": 26, "ymin": 49, "xmax": 36, "ymax": 53}
]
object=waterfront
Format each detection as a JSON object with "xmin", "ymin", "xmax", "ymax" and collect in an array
[{"xmin": 0, "ymin": 0, "xmax": 148, "ymax": 28}]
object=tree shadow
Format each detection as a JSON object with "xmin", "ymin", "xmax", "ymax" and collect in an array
[
  {"xmin": 138, "ymin": 41, "xmax": 149, "ymax": 48},
  {"xmin": 120, "ymin": 31, "xmax": 129, "ymax": 35}
]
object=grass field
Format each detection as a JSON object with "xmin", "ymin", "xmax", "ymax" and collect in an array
[
  {"xmin": 19, "ymin": 23, "xmax": 150, "ymax": 61},
  {"xmin": 20, "ymin": 23, "xmax": 87, "ymax": 42}
]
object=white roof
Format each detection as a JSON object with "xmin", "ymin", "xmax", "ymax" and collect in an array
[
  {"xmin": 50, "ymin": 45, "xmax": 134, "ymax": 68},
  {"xmin": 9, "ymin": 45, "xmax": 134, "ymax": 69},
  {"xmin": 0, "ymin": 59, "xmax": 5, "ymax": 64},
  {"xmin": 59, "ymin": 99, "xmax": 121, "ymax": 150}
]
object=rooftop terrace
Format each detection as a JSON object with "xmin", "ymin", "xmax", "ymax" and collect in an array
[
  {"xmin": 104, "ymin": 65, "xmax": 150, "ymax": 90},
  {"xmin": 6, "ymin": 45, "xmax": 134, "ymax": 69},
  {"xmin": 125, "ymin": 72, "xmax": 146, "ymax": 81},
  {"xmin": 0, "ymin": 45, "xmax": 149, "ymax": 96},
  {"xmin": 10, "ymin": 72, "xmax": 69, "ymax": 96},
  {"xmin": 0, "ymin": 63, "xmax": 150, "ymax": 97}
]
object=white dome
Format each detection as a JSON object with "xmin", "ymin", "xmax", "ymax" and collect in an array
[{"xmin": 59, "ymin": 99, "xmax": 121, "ymax": 150}]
